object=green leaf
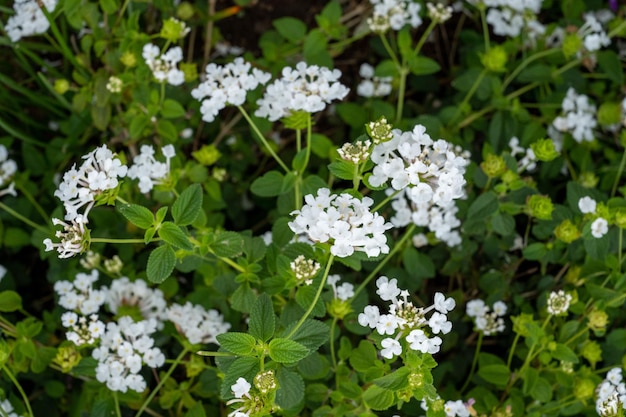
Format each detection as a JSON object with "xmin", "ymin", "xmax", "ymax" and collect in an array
[
  {"xmin": 407, "ymin": 56, "xmax": 441, "ymax": 76},
  {"xmin": 336, "ymin": 103, "xmax": 368, "ymax": 129},
  {"xmin": 172, "ymin": 184, "xmax": 203, "ymax": 226},
  {"xmin": 129, "ymin": 114, "xmax": 150, "ymax": 139},
  {"xmin": 402, "ymin": 247, "xmax": 435, "ymax": 279},
  {"xmin": 216, "ymin": 332, "xmax": 257, "ymax": 356},
  {"xmin": 397, "ymin": 27, "xmax": 412, "ymax": 58},
  {"xmin": 328, "ymin": 160, "xmax": 355, "ymax": 180},
  {"xmin": 157, "ymin": 120, "xmax": 178, "ymax": 142},
  {"xmin": 273, "ymin": 17, "xmax": 307, "ymax": 43},
  {"xmin": 99, "ymin": 0, "xmax": 118, "ymax": 14},
  {"xmin": 251, "ymin": 171, "xmax": 284, "ymax": 197},
  {"xmin": 184, "ymin": 402, "xmax": 206, "ymax": 417},
  {"xmin": 161, "ymin": 99, "xmax": 186, "ymax": 119},
  {"xmin": 598, "ymin": 51, "xmax": 624, "ymax": 85},
  {"xmin": 118, "ymin": 204, "xmax": 154, "ymax": 229},
  {"xmin": 0, "ymin": 291, "xmax": 22, "ymax": 312},
  {"xmin": 350, "ymin": 340, "xmax": 378, "ymax": 372},
  {"xmin": 295, "ymin": 285, "xmax": 326, "ymax": 317},
  {"xmin": 220, "ymin": 356, "xmax": 259, "ymax": 399},
  {"xmin": 276, "ymin": 367, "xmax": 305, "ymax": 411},
  {"xmin": 144, "ymin": 227, "xmax": 157, "ymax": 244},
  {"xmin": 552, "ymin": 343, "xmax": 579, "ymax": 364},
  {"xmin": 249, "ymin": 294, "xmax": 275, "ymax": 342},
  {"xmin": 147, "ymin": 245, "xmax": 176, "ymax": 283},
  {"xmin": 468, "ymin": 191, "xmax": 499, "ymax": 220},
  {"xmin": 231, "ymin": 282, "xmax": 256, "ymax": 313},
  {"xmin": 363, "ymin": 385, "xmax": 394, "ymax": 410},
  {"xmin": 268, "ymin": 338, "xmax": 309, "ymax": 363},
  {"xmin": 156, "ymin": 206, "xmax": 168, "ymax": 223},
  {"xmin": 158, "ymin": 222, "xmax": 193, "ymax": 250},
  {"xmin": 207, "ymin": 230, "xmax": 244, "ymax": 258},
  {"xmin": 373, "ymin": 367, "xmax": 410, "ymax": 391},
  {"xmin": 281, "ymin": 319, "xmax": 329, "ymax": 351},
  {"xmin": 491, "ymin": 212, "xmax": 515, "ymax": 236},
  {"xmin": 478, "ymin": 364, "xmax": 510, "ymax": 387}
]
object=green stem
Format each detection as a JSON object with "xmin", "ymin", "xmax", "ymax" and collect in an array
[
  {"xmin": 479, "ymin": 6, "xmax": 490, "ymax": 51},
  {"xmin": 372, "ymin": 189, "xmax": 402, "ymax": 212},
  {"xmin": 619, "ymin": 229, "xmax": 623, "ymax": 275},
  {"xmin": 395, "ymin": 67, "xmax": 408, "ymax": 125},
  {"xmin": 90, "ymin": 237, "xmax": 160, "ymax": 244},
  {"xmin": 0, "ymin": 201, "xmax": 49, "ymax": 233},
  {"xmin": 3, "ymin": 365, "xmax": 34, "ymax": 417},
  {"xmin": 506, "ymin": 332, "xmax": 520, "ymax": 369},
  {"xmin": 353, "ymin": 224, "xmax": 416, "ymax": 298},
  {"xmin": 502, "ymin": 49, "xmax": 560, "ymax": 91},
  {"xmin": 330, "ymin": 317, "xmax": 338, "ymax": 369},
  {"xmin": 611, "ymin": 147, "xmax": 626, "ymax": 197},
  {"xmin": 15, "ymin": 183, "xmax": 49, "ymax": 224},
  {"xmin": 378, "ymin": 34, "xmax": 401, "ymax": 69},
  {"xmin": 237, "ymin": 106, "xmax": 290, "ymax": 173},
  {"xmin": 608, "ymin": 19, "xmax": 626, "ymax": 38},
  {"xmin": 449, "ymin": 69, "xmax": 487, "ymax": 127},
  {"xmin": 135, "ymin": 348, "xmax": 189, "ymax": 417},
  {"xmin": 195, "ymin": 350, "xmax": 237, "ymax": 357},
  {"xmin": 216, "ymin": 254, "xmax": 246, "ymax": 273},
  {"xmin": 460, "ymin": 332, "xmax": 483, "ymax": 393},
  {"xmin": 286, "ymin": 254, "xmax": 335, "ymax": 339},
  {"xmin": 113, "ymin": 392, "xmax": 122, "ymax": 417},
  {"xmin": 413, "ymin": 20, "xmax": 437, "ymax": 56}
]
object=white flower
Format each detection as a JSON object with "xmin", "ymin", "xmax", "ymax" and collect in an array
[
  {"xmin": 591, "ymin": 217, "xmax": 609, "ymax": 238},
  {"xmin": 428, "ymin": 312, "xmax": 452, "ymax": 335},
  {"xmin": 380, "ymin": 338, "xmax": 402, "ymax": 359},
  {"xmin": 547, "ymin": 290, "xmax": 572, "ymax": 316},
  {"xmin": 5, "ymin": 0, "xmax": 57, "ymax": 42},
  {"xmin": 433, "ymin": 292, "xmax": 456, "ymax": 313},
  {"xmin": 466, "ymin": 299, "xmax": 487, "ymax": 317},
  {"xmin": 552, "ymin": 88, "xmax": 597, "ymax": 143},
  {"xmin": 358, "ymin": 305, "xmax": 381, "ymax": 328},
  {"xmin": 143, "ymin": 43, "xmax": 185, "ymax": 86},
  {"xmin": 578, "ymin": 196, "xmax": 597, "ymax": 214},
  {"xmin": 376, "ymin": 314, "xmax": 400, "ymax": 335},
  {"xmin": 167, "ymin": 302, "xmax": 231, "ymax": 345},
  {"xmin": 376, "ymin": 276, "xmax": 401, "ymax": 302},
  {"xmin": 231, "ymin": 378, "xmax": 251, "ymax": 398},
  {"xmin": 127, "ymin": 145, "xmax": 175, "ymax": 193}
]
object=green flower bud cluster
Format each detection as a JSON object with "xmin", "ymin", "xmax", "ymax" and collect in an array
[
  {"xmin": 526, "ymin": 194, "xmax": 554, "ymax": 220},
  {"xmin": 481, "ymin": 46, "xmax": 507, "ymax": 73},
  {"xmin": 530, "ymin": 138, "xmax": 559, "ymax": 162}
]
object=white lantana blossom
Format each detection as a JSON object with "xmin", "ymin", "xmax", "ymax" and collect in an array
[
  {"xmin": 357, "ymin": 63, "xmax": 392, "ymax": 98},
  {"xmin": 92, "ymin": 316, "xmax": 165, "ymax": 393},
  {"xmin": 367, "ymin": 0, "xmax": 422, "ymax": 33},
  {"xmin": 552, "ymin": 88, "xmax": 597, "ymax": 143},
  {"xmin": 142, "ymin": 43, "xmax": 185, "ymax": 86},
  {"xmin": 368, "ymin": 125, "xmax": 470, "ymax": 246},
  {"xmin": 106, "ymin": 277, "xmax": 168, "ymax": 325},
  {"xmin": 191, "ymin": 57, "xmax": 271, "ymax": 123},
  {"xmin": 466, "ymin": 299, "xmax": 507, "ymax": 336},
  {"xmin": 0, "ymin": 145, "xmax": 17, "ymax": 198},
  {"xmin": 327, "ymin": 274, "xmax": 355, "ymax": 301},
  {"xmin": 5, "ymin": 0, "xmax": 58, "ymax": 42},
  {"xmin": 288, "ymin": 188, "xmax": 393, "ymax": 258},
  {"xmin": 166, "ymin": 302, "xmax": 231, "ymax": 345},
  {"xmin": 578, "ymin": 196, "xmax": 597, "ymax": 214},
  {"xmin": 358, "ymin": 277, "xmax": 455, "ymax": 358},
  {"xmin": 43, "ymin": 216, "xmax": 89, "ymax": 259},
  {"xmin": 546, "ymin": 290, "xmax": 572, "ymax": 316},
  {"xmin": 591, "ymin": 217, "xmax": 609, "ymax": 239},
  {"xmin": 127, "ymin": 144, "xmax": 175, "ymax": 193},
  {"xmin": 483, "ymin": 0, "xmax": 545, "ymax": 42},
  {"xmin": 54, "ymin": 270, "xmax": 107, "ymax": 316},
  {"xmin": 596, "ymin": 368, "xmax": 626, "ymax": 416},
  {"xmin": 255, "ymin": 62, "xmax": 349, "ymax": 122},
  {"xmin": 579, "ymin": 13, "xmax": 611, "ymax": 53}
]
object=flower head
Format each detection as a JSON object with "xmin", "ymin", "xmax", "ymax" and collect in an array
[{"xmin": 547, "ymin": 290, "xmax": 572, "ymax": 316}]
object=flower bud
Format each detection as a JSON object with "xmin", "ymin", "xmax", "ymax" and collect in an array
[
  {"xmin": 573, "ymin": 378, "xmax": 595, "ymax": 400},
  {"xmin": 562, "ymin": 33, "xmax": 582, "ymax": 58},
  {"xmin": 579, "ymin": 171, "xmax": 599, "ymax": 188},
  {"xmin": 54, "ymin": 344, "xmax": 82, "ymax": 373},
  {"xmin": 613, "ymin": 207, "xmax": 626, "ymax": 229},
  {"xmin": 597, "ymin": 102, "xmax": 622, "ymax": 126},
  {"xmin": 581, "ymin": 340, "xmax": 602, "ymax": 367},
  {"xmin": 327, "ymin": 298, "xmax": 352, "ymax": 320},
  {"xmin": 254, "ymin": 369, "xmax": 277, "ymax": 394},
  {"xmin": 120, "ymin": 51, "xmax": 137, "ymax": 68},
  {"xmin": 530, "ymin": 138, "xmax": 559, "ymax": 162},
  {"xmin": 526, "ymin": 194, "xmax": 554, "ymax": 220},
  {"xmin": 192, "ymin": 144, "xmax": 221, "ymax": 166},
  {"xmin": 587, "ymin": 309, "xmax": 608, "ymax": 335},
  {"xmin": 54, "ymin": 79, "xmax": 70, "ymax": 94},
  {"xmin": 554, "ymin": 219, "xmax": 580, "ymax": 243},
  {"xmin": 176, "ymin": 2, "xmax": 195, "ymax": 20},
  {"xmin": 366, "ymin": 117, "xmax": 394, "ymax": 144},
  {"xmin": 481, "ymin": 46, "xmax": 507, "ymax": 73},
  {"xmin": 481, "ymin": 153, "xmax": 507, "ymax": 178},
  {"xmin": 160, "ymin": 17, "xmax": 190, "ymax": 42},
  {"xmin": 180, "ymin": 62, "xmax": 198, "ymax": 83}
]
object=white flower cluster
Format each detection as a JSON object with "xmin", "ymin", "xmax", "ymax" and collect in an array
[
  {"xmin": 142, "ymin": 43, "xmax": 185, "ymax": 86},
  {"xmin": 288, "ymin": 188, "xmax": 393, "ymax": 258},
  {"xmin": 0, "ymin": 144, "xmax": 17, "ymax": 198},
  {"xmin": 61, "ymin": 312, "xmax": 105, "ymax": 346},
  {"xmin": 126, "ymin": 144, "xmax": 175, "ymax": 193},
  {"xmin": 596, "ymin": 368, "xmax": 626, "ymax": 417},
  {"xmin": 53, "ymin": 145, "xmax": 128, "ymax": 221},
  {"xmin": 358, "ymin": 277, "xmax": 455, "ymax": 358},
  {"xmin": 579, "ymin": 13, "xmax": 611, "ymax": 53},
  {"xmin": 0, "ymin": 398, "xmax": 23, "ymax": 417},
  {"xmin": 166, "ymin": 302, "xmax": 231, "ymax": 345},
  {"xmin": 369, "ymin": 125, "xmax": 470, "ymax": 246},
  {"xmin": 93, "ymin": 316, "xmax": 165, "ymax": 393},
  {"xmin": 106, "ymin": 277, "xmax": 168, "ymax": 325},
  {"xmin": 228, "ymin": 377, "xmax": 255, "ymax": 417},
  {"xmin": 546, "ymin": 289, "xmax": 572, "ymax": 316},
  {"xmin": 54, "ymin": 270, "xmax": 107, "ymax": 315},
  {"xmin": 357, "ymin": 63, "xmax": 392, "ymax": 98},
  {"xmin": 43, "ymin": 216, "xmax": 89, "ymax": 259},
  {"xmin": 191, "ymin": 57, "xmax": 271, "ymax": 123},
  {"xmin": 508, "ymin": 137, "xmax": 537, "ymax": 172},
  {"xmin": 255, "ymin": 62, "xmax": 349, "ymax": 122},
  {"xmin": 480, "ymin": 0, "xmax": 544, "ymax": 40},
  {"xmin": 327, "ymin": 275, "xmax": 355, "ymax": 301},
  {"xmin": 578, "ymin": 196, "xmax": 609, "ymax": 238},
  {"xmin": 552, "ymin": 88, "xmax": 597, "ymax": 143},
  {"xmin": 420, "ymin": 397, "xmax": 471, "ymax": 417},
  {"xmin": 5, "ymin": 0, "xmax": 57, "ymax": 42},
  {"xmin": 466, "ymin": 299, "xmax": 507, "ymax": 336},
  {"xmin": 367, "ymin": 0, "xmax": 422, "ymax": 33},
  {"xmin": 290, "ymin": 255, "xmax": 320, "ymax": 285}
]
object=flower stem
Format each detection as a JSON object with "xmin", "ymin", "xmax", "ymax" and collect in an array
[
  {"xmin": 113, "ymin": 392, "xmax": 122, "ymax": 417},
  {"xmin": 90, "ymin": 237, "xmax": 160, "ymax": 244},
  {"xmin": 502, "ymin": 49, "xmax": 560, "ymax": 91},
  {"xmin": 0, "ymin": 201, "xmax": 49, "ymax": 233},
  {"xmin": 237, "ymin": 106, "xmax": 290, "ymax": 173},
  {"xmin": 15, "ymin": 183, "xmax": 49, "ymax": 224},
  {"xmin": 460, "ymin": 332, "xmax": 483, "ymax": 393},
  {"xmin": 286, "ymin": 254, "xmax": 335, "ymax": 339},
  {"xmin": 449, "ymin": 69, "xmax": 487, "ymax": 127},
  {"xmin": 353, "ymin": 223, "xmax": 416, "ymax": 299},
  {"xmin": 135, "ymin": 348, "xmax": 189, "ymax": 417},
  {"xmin": 3, "ymin": 365, "xmax": 34, "ymax": 417},
  {"xmin": 330, "ymin": 317, "xmax": 338, "ymax": 371},
  {"xmin": 611, "ymin": 147, "xmax": 626, "ymax": 197}
]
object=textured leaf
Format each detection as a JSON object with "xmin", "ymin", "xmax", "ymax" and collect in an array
[
  {"xmin": 118, "ymin": 204, "xmax": 154, "ymax": 229},
  {"xmin": 207, "ymin": 231, "xmax": 244, "ymax": 258},
  {"xmin": 328, "ymin": 161, "xmax": 355, "ymax": 180},
  {"xmin": 147, "ymin": 245, "xmax": 176, "ymax": 283},
  {"xmin": 268, "ymin": 338, "xmax": 309, "ymax": 363},
  {"xmin": 220, "ymin": 356, "xmax": 259, "ymax": 399},
  {"xmin": 363, "ymin": 385, "xmax": 394, "ymax": 410},
  {"xmin": 158, "ymin": 222, "xmax": 193, "ymax": 250},
  {"xmin": 172, "ymin": 184, "xmax": 203, "ymax": 226},
  {"xmin": 276, "ymin": 367, "xmax": 305, "ymax": 411},
  {"xmin": 281, "ymin": 319, "xmax": 329, "ymax": 352},
  {"xmin": 250, "ymin": 171, "xmax": 284, "ymax": 197},
  {"xmin": 273, "ymin": 17, "xmax": 307, "ymax": 42},
  {"xmin": 0, "ymin": 291, "xmax": 22, "ymax": 312},
  {"xmin": 249, "ymin": 294, "xmax": 275, "ymax": 342},
  {"xmin": 161, "ymin": 99, "xmax": 186, "ymax": 119},
  {"xmin": 478, "ymin": 364, "xmax": 510, "ymax": 387},
  {"xmin": 216, "ymin": 332, "xmax": 257, "ymax": 356}
]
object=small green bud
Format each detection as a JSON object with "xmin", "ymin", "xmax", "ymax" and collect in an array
[
  {"xmin": 366, "ymin": 117, "xmax": 394, "ymax": 144},
  {"xmin": 254, "ymin": 370, "xmax": 277, "ymax": 394},
  {"xmin": 587, "ymin": 309, "xmax": 608, "ymax": 335},
  {"xmin": 581, "ymin": 340, "xmax": 602, "ymax": 367},
  {"xmin": 282, "ymin": 110, "xmax": 309, "ymax": 130},
  {"xmin": 539, "ymin": 351, "xmax": 552, "ymax": 365},
  {"xmin": 327, "ymin": 298, "xmax": 352, "ymax": 320},
  {"xmin": 511, "ymin": 313, "xmax": 535, "ymax": 337},
  {"xmin": 180, "ymin": 62, "xmax": 198, "ymax": 83},
  {"xmin": 480, "ymin": 46, "xmax": 507, "ymax": 72},
  {"xmin": 212, "ymin": 167, "xmax": 227, "ymax": 182},
  {"xmin": 579, "ymin": 171, "xmax": 599, "ymax": 188},
  {"xmin": 120, "ymin": 51, "xmax": 137, "ymax": 68},
  {"xmin": 526, "ymin": 194, "xmax": 554, "ymax": 220},
  {"xmin": 562, "ymin": 33, "xmax": 583, "ymax": 58},
  {"xmin": 176, "ymin": 2, "xmax": 195, "ymax": 20},
  {"xmin": 408, "ymin": 372, "xmax": 424, "ymax": 389},
  {"xmin": 597, "ymin": 102, "xmax": 622, "ymax": 126},
  {"xmin": 186, "ymin": 353, "xmax": 205, "ymax": 378},
  {"xmin": 573, "ymin": 378, "xmax": 595, "ymax": 400},
  {"xmin": 54, "ymin": 344, "xmax": 82, "ymax": 373},
  {"xmin": 54, "ymin": 79, "xmax": 70, "ymax": 94},
  {"xmin": 548, "ymin": 341, "xmax": 557, "ymax": 351},
  {"xmin": 481, "ymin": 153, "xmax": 507, "ymax": 178},
  {"xmin": 613, "ymin": 207, "xmax": 626, "ymax": 229},
  {"xmin": 530, "ymin": 138, "xmax": 559, "ymax": 162},
  {"xmin": 554, "ymin": 219, "xmax": 581, "ymax": 243},
  {"xmin": 565, "ymin": 265, "xmax": 583, "ymax": 286},
  {"xmin": 192, "ymin": 144, "xmax": 221, "ymax": 166},
  {"xmin": 160, "ymin": 17, "xmax": 190, "ymax": 42}
]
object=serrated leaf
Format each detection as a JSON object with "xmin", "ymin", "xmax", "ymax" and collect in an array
[
  {"xmin": 158, "ymin": 222, "xmax": 193, "ymax": 250},
  {"xmin": 220, "ymin": 356, "xmax": 259, "ymax": 399},
  {"xmin": 269, "ymin": 338, "xmax": 309, "ymax": 363},
  {"xmin": 147, "ymin": 245, "xmax": 176, "ymax": 283},
  {"xmin": 172, "ymin": 184, "xmax": 203, "ymax": 226},
  {"xmin": 231, "ymin": 282, "xmax": 256, "ymax": 313},
  {"xmin": 216, "ymin": 332, "xmax": 257, "ymax": 356},
  {"xmin": 273, "ymin": 17, "xmax": 307, "ymax": 43},
  {"xmin": 276, "ymin": 367, "xmax": 305, "ymax": 411},
  {"xmin": 478, "ymin": 364, "xmax": 510, "ymax": 387},
  {"xmin": 363, "ymin": 385, "xmax": 394, "ymax": 410},
  {"xmin": 156, "ymin": 206, "xmax": 168, "ymax": 223},
  {"xmin": 144, "ymin": 227, "xmax": 156, "ymax": 244},
  {"xmin": 207, "ymin": 231, "xmax": 244, "ymax": 258},
  {"xmin": 328, "ymin": 160, "xmax": 355, "ymax": 180},
  {"xmin": 250, "ymin": 171, "xmax": 284, "ymax": 197},
  {"xmin": 552, "ymin": 343, "xmax": 579, "ymax": 364},
  {"xmin": 0, "ymin": 291, "xmax": 22, "ymax": 312},
  {"xmin": 407, "ymin": 56, "xmax": 441, "ymax": 76},
  {"xmin": 281, "ymin": 319, "xmax": 329, "ymax": 351},
  {"xmin": 350, "ymin": 340, "xmax": 378, "ymax": 372},
  {"xmin": 295, "ymin": 285, "xmax": 326, "ymax": 317},
  {"xmin": 118, "ymin": 204, "xmax": 154, "ymax": 229},
  {"xmin": 161, "ymin": 98, "xmax": 186, "ymax": 119},
  {"xmin": 249, "ymin": 294, "xmax": 275, "ymax": 342},
  {"xmin": 468, "ymin": 191, "xmax": 499, "ymax": 220},
  {"xmin": 373, "ymin": 367, "xmax": 411, "ymax": 391}
]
